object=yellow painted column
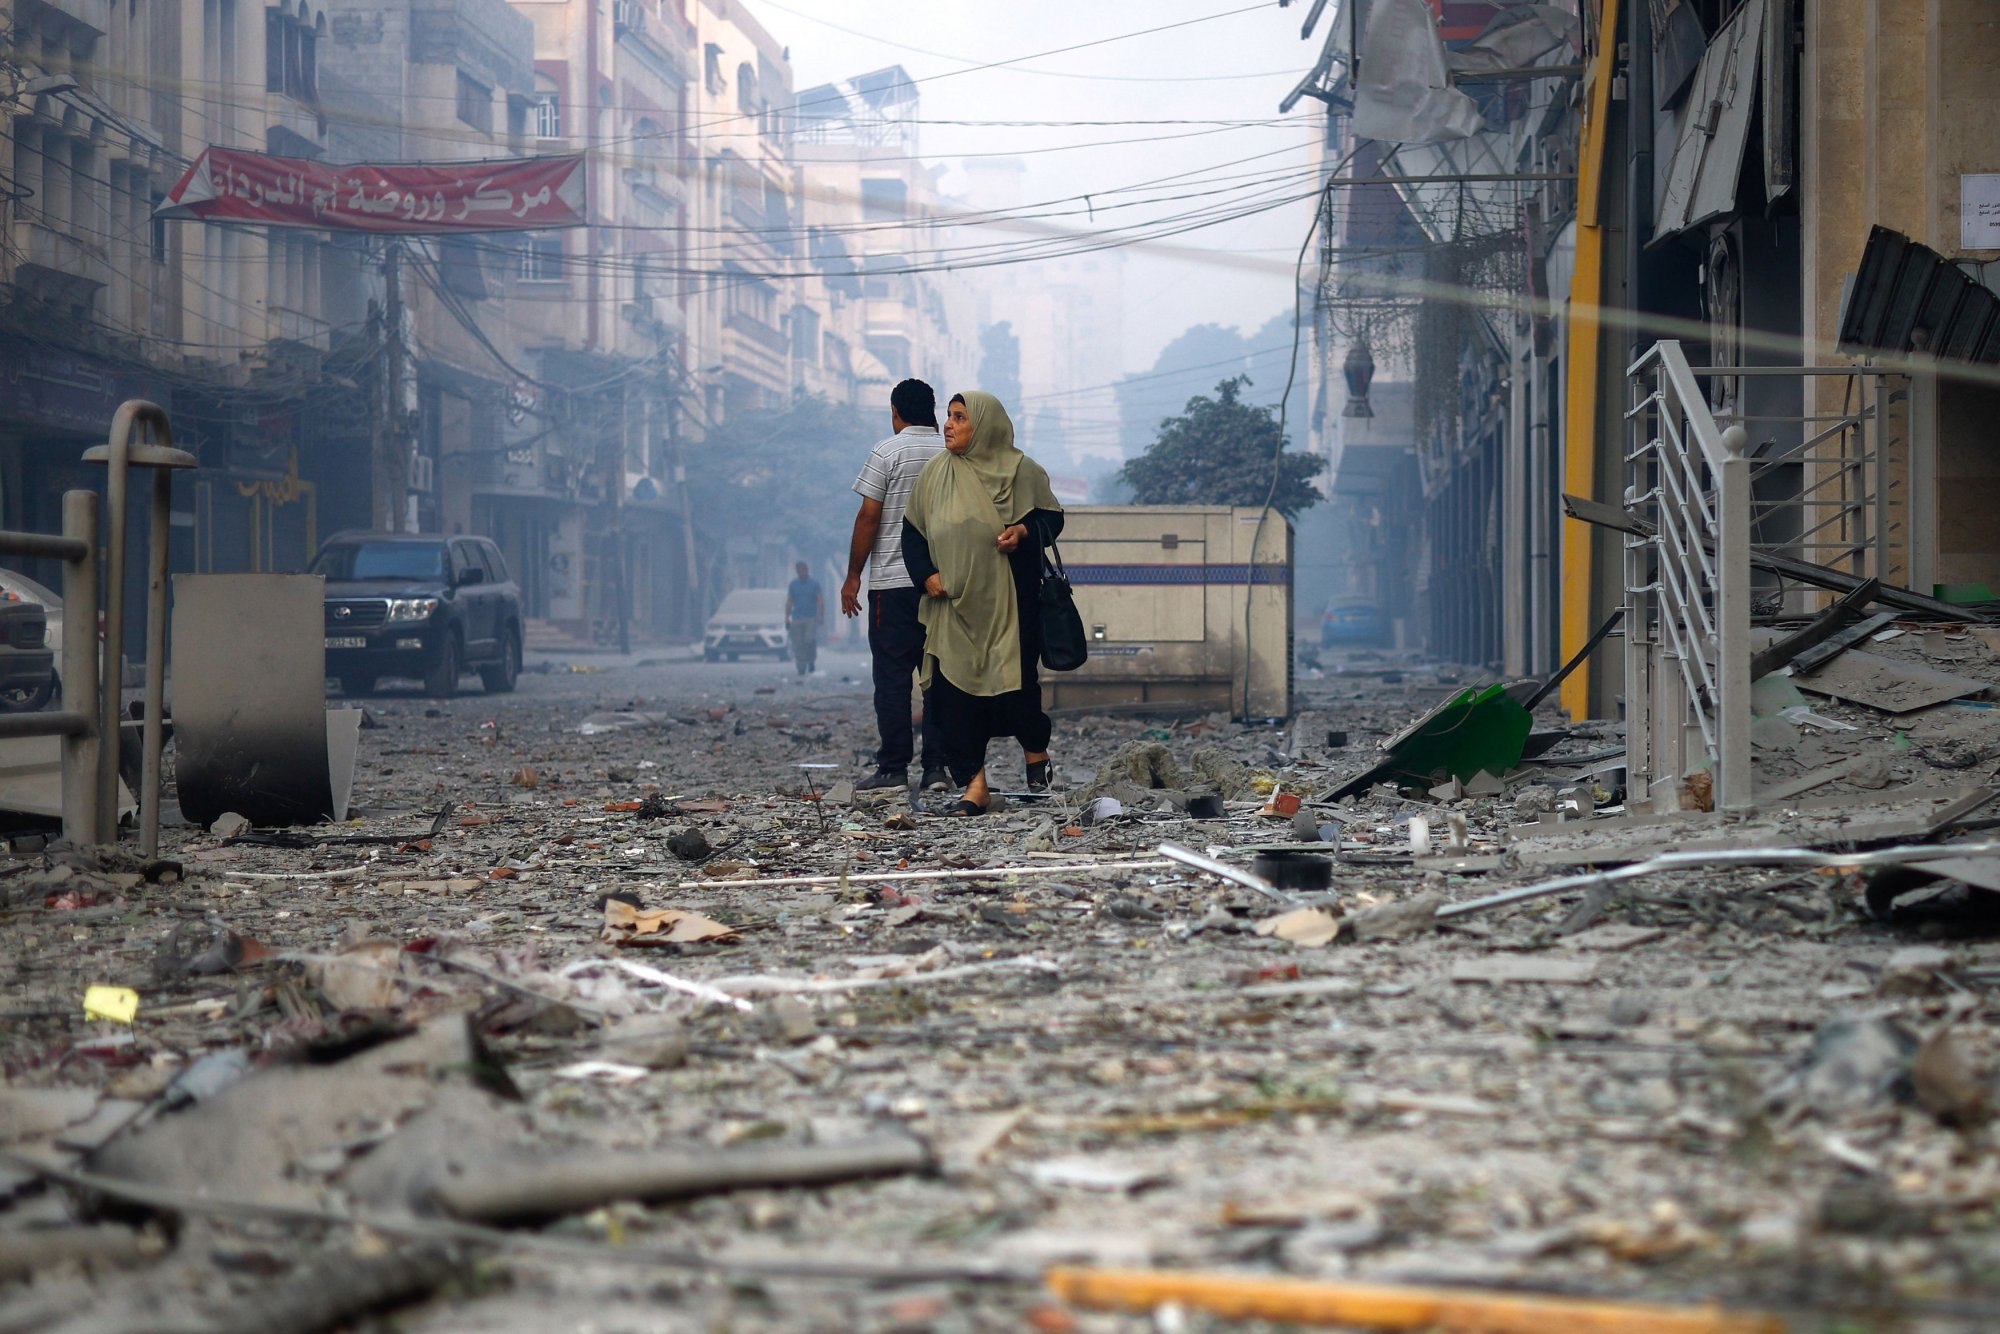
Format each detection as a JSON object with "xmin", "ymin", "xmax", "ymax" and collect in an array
[{"xmin": 1559, "ymin": 0, "xmax": 1619, "ymax": 720}]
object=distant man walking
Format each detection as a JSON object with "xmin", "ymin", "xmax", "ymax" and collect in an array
[
  {"xmin": 785, "ymin": 560, "xmax": 823, "ymax": 676},
  {"xmin": 842, "ymin": 379, "xmax": 948, "ymax": 791}
]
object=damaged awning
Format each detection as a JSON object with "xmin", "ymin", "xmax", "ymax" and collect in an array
[
  {"xmin": 1837, "ymin": 224, "xmax": 2000, "ymax": 364},
  {"xmin": 1652, "ymin": 0, "xmax": 1764, "ymax": 240}
]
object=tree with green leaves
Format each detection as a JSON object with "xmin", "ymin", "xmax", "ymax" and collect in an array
[{"xmin": 1118, "ymin": 376, "xmax": 1325, "ymax": 518}]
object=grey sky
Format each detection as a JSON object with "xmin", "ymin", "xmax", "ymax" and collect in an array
[{"xmin": 739, "ymin": 0, "xmax": 1323, "ymax": 372}]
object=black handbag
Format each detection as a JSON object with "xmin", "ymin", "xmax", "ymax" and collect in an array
[{"xmin": 1038, "ymin": 540, "xmax": 1088, "ymax": 672}]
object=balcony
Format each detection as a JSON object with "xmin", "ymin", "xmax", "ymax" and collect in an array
[{"xmin": 725, "ymin": 309, "xmax": 788, "ymax": 357}]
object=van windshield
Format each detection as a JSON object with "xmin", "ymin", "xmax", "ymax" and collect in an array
[{"xmin": 312, "ymin": 542, "xmax": 447, "ymax": 582}]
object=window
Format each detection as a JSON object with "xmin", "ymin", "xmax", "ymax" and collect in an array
[
  {"xmin": 704, "ymin": 43, "xmax": 724, "ymax": 94},
  {"xmin": 529, "ymin": 73, "xmax": 561, "ymax": 138},
  {"xmin": 264, "ymin": 5, "xmax": 317, "ymax": 102},
  {"xmin": 860, "ymin": 177, "xmax": 906, "ymax": 223},
  {"xmin": 151, "ymin": 195, "xmax": 168, "ymax": 263},
  {"xmin": 456, "ymin": 71, "xmax": 492, "ymax": 132},
  {"xmin": 736, "ymin": 62, "xmax": 757, "ymax": 116},
  {"xmin": 628, "ymin": 119, "xmax": 663, "ymax": 196},
  {"xmin": 519, "ymin": 232, "xmax": 564, "ymax": 282},
  {"xmin": 791, "ymin": 305, "xmax": 820, "ymax": 364}
]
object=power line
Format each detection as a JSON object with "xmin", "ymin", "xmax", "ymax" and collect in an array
[
  {"xmin": 746, "ymin": 0, "xmax": 1296, "ymax": 84},
  {"xmin": 604, "ymin": 2, "xmax": 1277, "ymax": 147}
]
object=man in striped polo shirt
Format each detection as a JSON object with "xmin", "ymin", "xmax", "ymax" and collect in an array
[{"xmin": 841, "ymin": 379, "xmax": 949, "ymax": 792}]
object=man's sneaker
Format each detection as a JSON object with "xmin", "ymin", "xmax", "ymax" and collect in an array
[
  {"xmin": 920, "ymin": 767, "xmax": 952, "ymax": 792},
  {"xmin": 855, "ymin": 768, "xmax": 908, "ymax": 791}
]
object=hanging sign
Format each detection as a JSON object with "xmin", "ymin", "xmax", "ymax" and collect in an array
[{"xmin": 157, "ymin": 148, "xmax": 586, "ymax": 234}]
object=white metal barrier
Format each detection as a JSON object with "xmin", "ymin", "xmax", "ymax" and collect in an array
[{"xmin": 1623, "ymin": 341, "xmax": 1753, "ymax": 811}]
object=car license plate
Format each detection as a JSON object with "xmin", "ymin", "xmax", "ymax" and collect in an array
[{"xmin": 325, "ymin": 636, "xmax": 366, "ymax": 649}]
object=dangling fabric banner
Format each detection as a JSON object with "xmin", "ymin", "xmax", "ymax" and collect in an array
[{"xmin": 157, "ymin": 148, "xmax": 587, "ymax": 233}]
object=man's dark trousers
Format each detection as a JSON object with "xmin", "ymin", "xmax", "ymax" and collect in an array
[{"xmin": 869, "ymin": 586, "xmax": 942, "ymax": 773}]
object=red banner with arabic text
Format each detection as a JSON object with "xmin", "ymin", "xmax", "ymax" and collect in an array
[{"xmin": 158, "ymin": 148, "xmax": 586, "ymax": 234}]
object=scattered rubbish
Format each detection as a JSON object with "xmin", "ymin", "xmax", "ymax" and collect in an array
[
  {"xmin": 1252, "ymin": 848, "xmax": 1334, "ymax": 891},
  {"xmin": 82, "ymin": 985, "xmax": 140, "ymax": 1024},
  {"xmin": 1789, "ymin": 647, "xmax": 1989, "ymax": 713},
  {"xmin": 1185, "ymin": 792, "xmax": 1226, "ymax": 818},
  {"xmin": 431, "ymin": 1134, "xmax": 935, "ymax": 1224},
  {"xmin": 1343, "ymin": 893, "xmax": 1442, "ymax": 941},
  {"xmin": 551, "ymin": 1060, "xmax": 651, "ymax": 1085},
  {"xmin": 1254, "ymin": 905, "xmax": 1341, "ymax": 947},
  {"xmin": 1332, "ymin": 683, "xmax": 1534, "ymax": 799},
  {"xmin": 1259, "ymin": 791, "xmax": 1303, "ymax": 818},
  {"xmin": 1912, "ymin": 1028, "xmax": 1989, "ymax": 1127},
  {"xmin": 1878, "ymin": 945, "xmax": 1956, "ymax": 995},
  {"xmin": 1768, "ymin": 1015, "xmax": 1917, "ymax": 1116},
  {"xmin": 1043, "ymin": 1266, "xmax": 1786, "ymax": 1332},
  {"xmin": 1081, "ymin": 796, "xmax": 1125, "ymax": 826},
  {"xmin": 601, "ymin": 900, "xmax": 738, "ymax": 946},
  {"xmin": 1027, "ymin": 1159, "xmax": 1172, "ymax": 1194},
  {"xmin": 1449, "ymin": 957, "xmax": 1596, "ymax": 985},
  {"xmin": 1514, "ymin": 785, "xmax": 1556, "ymax": 819},
  {"xmin": 1407, "ymin": 815, "xmax": 1430, "ymax": 855},
  {"xmin": 577, "ymin": 711, "xmax": 671, "ymax": 736},
  {"xmin": 1158, "ymin": 843, "xmax": 1297, "ymax": 905},
  {"xmin": 563, "ymin": 957, "xmax": 753, "ymax": 1012},
  {"xmin": 665, "ymin": 827, "xmax": 711, "ymax": 860},
  {"xmin": 596, "ymin": 1013, "xmax": 691, "ymax": 1070},
  {"xmin": 305, "ymin": 938, "xmax": 406, "ymax": 1011},
  {"xmin": 1448, "ymin": 839, "xmax": 2000, "ymax": 919},
  {"xmin": 209, "ymin": 811, "xmax": 252, "ymax": 839},
  {"xmin": 163, "ymin": 1048, "xmax": 254, "ymax": 1106}
]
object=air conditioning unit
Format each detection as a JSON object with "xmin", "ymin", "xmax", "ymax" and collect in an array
[
  {"xmin": 409, "ymin": 454, "xmax": 436, "ymax": 493},
  {"xmin": 613, "ymin": 0, "xmax": 645, "ymax": 34}
]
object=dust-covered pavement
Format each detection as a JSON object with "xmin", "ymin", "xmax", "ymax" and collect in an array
[{"xmin": 5, "ymin": 641, "xmax": 2000, "ymax": 1333}]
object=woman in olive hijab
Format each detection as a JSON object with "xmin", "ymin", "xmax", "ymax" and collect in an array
[{"xmin": 900, "ymin": 391, "xmax": 1064, "ymax": 815}]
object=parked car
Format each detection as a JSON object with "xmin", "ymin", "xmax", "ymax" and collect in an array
[
  {"xmin": 702, "ymin": 589, "xmax": 789, "ymax": 661},
  {"xmin": 0, "ymin": 599, "xmax": 55, "ymax": 712},
  {"xmin": 311, "ymin": 532, "xmax": 523, "ymax": 698},
  {"xmin": 0, "ymin": 569, "xmax": 61, "ymax": 710},
  {"xmin": 1320, "ymin": 596, "xmax": 1385, "ymax": 647}
]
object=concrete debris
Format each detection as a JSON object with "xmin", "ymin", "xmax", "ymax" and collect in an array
[{"xmin": 4, "ymin": 646, "xmax": 1996, "ymax": 1328}]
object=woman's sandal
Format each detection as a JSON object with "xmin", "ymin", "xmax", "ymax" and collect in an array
[
  {"xmin": 948, "ymin": 799, "xmax": 990, "ymax": 817},
  {"xmin": 1025, "ymin": 758, "xmax": 1052, "ymax": 792}
]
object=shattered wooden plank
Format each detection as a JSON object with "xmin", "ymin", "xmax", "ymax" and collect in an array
[{"xmin": 1045, "ymin": 1265, "xmax": 1788, "ymax": 1332}]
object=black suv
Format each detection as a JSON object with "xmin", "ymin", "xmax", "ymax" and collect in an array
[{"xmin": 313, "ymin": 532, "xmax": 523, "ymax": 698}]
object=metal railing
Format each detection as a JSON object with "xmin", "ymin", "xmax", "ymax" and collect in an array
[
  {"xmin": 1624, "ymin": 341, "xmax": 1753, "ymax": 811},
  {"xmin": 0, "ymin": 492, "xmax": 103, "ymax": 844},
  {"xmin": 1624, "ymin": 344, "xmax": 1914, "ymax": 812},
  {"xmin": 1689, "ymin": 362, "xmax": 1910, "ymax": 601},
  {"xmin": 0, "ymin": 403, "xmax": 194, "ymax": 850}
]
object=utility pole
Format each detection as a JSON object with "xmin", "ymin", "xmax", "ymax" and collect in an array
[{"xmin": 371, "ymin": 240, "xmax": 409, "ymax": 531}]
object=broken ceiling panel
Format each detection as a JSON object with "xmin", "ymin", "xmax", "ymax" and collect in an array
[
  {"xmin": 1837, "ymin": 225, "xmax": 2000, "ymax": 365},
  {"xmin": 1652, "ymin": 0, "xmax": 1765, "ymax": 240}
]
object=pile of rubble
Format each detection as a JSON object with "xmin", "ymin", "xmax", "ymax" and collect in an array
[{"xmin": 2, "ymin": 631, "xmax": 1998, "ymax": 1330}]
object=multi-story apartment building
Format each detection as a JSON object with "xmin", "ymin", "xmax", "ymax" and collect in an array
[
  {"xmin": 2, "ymin": 0, "xmax": 345, "ymax": 643},
  {"xmin": 0, "ymin": 0, "xmax": 994, "ymax": 654},
  {"xmin": 792, "ymin": 65, "xmax": 976, "ymax": 409}
]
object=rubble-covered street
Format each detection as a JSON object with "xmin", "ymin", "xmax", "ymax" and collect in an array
[{"xmin": 5, "ymin": 634, "xmax": 2000, "ymax": 1332}]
